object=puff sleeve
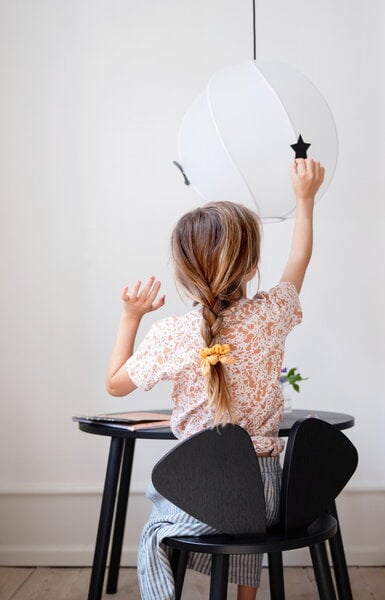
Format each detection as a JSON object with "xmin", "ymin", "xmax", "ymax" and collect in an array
[
  {"xmin": 125, "ymin": 318, "xmax": 177, "ymax": 391},
  {"xmin": 256, "ymin": 281, "xmax": 302, "ymax": 337}
]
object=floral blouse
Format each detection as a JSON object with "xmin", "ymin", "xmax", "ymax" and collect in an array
[{"xmin": 126, "ymin": 281, "xmax": 302, "ymax": 456}]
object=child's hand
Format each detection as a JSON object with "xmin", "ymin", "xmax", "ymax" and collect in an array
[
  {"xmin": 291, "ymin": 159, "xmax": 325, "ymax": 203},
  {"xmin": 121, "ymin": 276, "xmax": 165, "ymax": 320}
]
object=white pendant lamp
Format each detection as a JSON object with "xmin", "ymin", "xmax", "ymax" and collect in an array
[{"xmin": 174, "ymin": 8, "xmax": 338, "ymax": 222}]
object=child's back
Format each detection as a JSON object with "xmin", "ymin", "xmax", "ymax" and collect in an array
[{"xmin": 126, "ymin": 280, "xmax": 301, "ymax": 455}]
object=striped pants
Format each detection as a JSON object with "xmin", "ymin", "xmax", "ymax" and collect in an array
[{"xmin": 137, "ymin": 456, "xmax": 282, "ymax": 600}]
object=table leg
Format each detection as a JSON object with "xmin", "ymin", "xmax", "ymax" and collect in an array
[
  {"xmin": 88, "ymin": 437, "xmax": 124, "ymax": 600},
  {"xmin": 106, "ymin": 438, "xmax": 136, "ymax": 594},
  {"xmin": 328, "ymin": 501, "xmax": 353, "ymax": 600}
]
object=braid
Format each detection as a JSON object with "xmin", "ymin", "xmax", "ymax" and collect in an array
[
  {"xmin": 171, "ymin": 201, "xmax": 262, "ymax": 427},
  {"xmin": 201, "ymin": 299, "xmax": 234, "ymax": 424},
  {"xmin": 201, "ymin": 303, "xmax": 224, "ymax": 345}
]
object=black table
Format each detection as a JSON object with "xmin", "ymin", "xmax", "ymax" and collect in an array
[{"xmin": 77, "ymin": 409, "xmax": 355, "ymax": 600}]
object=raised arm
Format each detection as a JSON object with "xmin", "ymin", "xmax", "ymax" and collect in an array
[
  {"xmin": 106, "ymin": 276, "xmax": 165, "ymax": 396},
  {"xmin": 280, "ymin": 159, "xmax": 325, "ymax": 293}
]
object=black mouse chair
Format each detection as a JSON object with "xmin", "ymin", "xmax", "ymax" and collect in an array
[{"xmin": 152, "ymin": 418, "xmax": 358, "ymax": 600}]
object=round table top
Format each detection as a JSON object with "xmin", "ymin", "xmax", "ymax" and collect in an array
[{"xmin": 76, "ymin": 409, "xmax": 354, "ymax": 440}]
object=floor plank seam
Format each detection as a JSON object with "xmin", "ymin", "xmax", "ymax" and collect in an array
[{"xmin": 8, "ymin": 568, "xmax": 36, "ymax": 600}]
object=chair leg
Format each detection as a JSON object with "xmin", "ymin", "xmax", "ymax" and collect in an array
[
  {"xmin": 210, "ymin": 554, "xmax": 229, "ymax": 600},
  {"xmin": 328, "ymin": 501, "xmax": 353, "ymax": 600},
  {"xmin": 310, "ymin": 542, "xmax": 337, "ymax": 600},
  {"xmin": 170, "ymin": 549, "xmax": 189, "ymax": 600},
  {"xmin": 268, "ymin": 552, "xmax": 285, "ymax": 600}
]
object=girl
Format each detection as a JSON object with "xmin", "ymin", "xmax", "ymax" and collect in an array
[{"xmin": 107, "ymin": 158, "xmax": 325, "ymax": 600}]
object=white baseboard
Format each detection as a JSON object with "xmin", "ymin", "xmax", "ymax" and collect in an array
[
  {"xmin": 1, "ymin": 487, "xmax": 384, "ymax": 567},
  {"xmin": 0, "ymin": 545, "xmax": 137, "ymax": 567}
]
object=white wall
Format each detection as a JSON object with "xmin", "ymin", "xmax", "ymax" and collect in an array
[{"xmin": 0, "ymin": 0, "xmax": 384, "ymax": 566}]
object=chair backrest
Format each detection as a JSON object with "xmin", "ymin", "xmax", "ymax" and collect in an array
[
  {"xmin": 281, "ymin": 418, "xmax": 358, "ymax": 534},
  {"xmin": 152, "ymin": 424, "xmax": 267, "ymax": 536}
]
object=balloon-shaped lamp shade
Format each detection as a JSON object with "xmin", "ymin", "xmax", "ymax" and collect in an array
[{"xmin": 177, "ymin": 61, "xmax": 338, "ymax": 222}]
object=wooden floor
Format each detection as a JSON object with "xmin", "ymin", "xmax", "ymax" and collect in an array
[{"xmin": 1, "ymin": 566, "xmax": 385, "ymax": 599}]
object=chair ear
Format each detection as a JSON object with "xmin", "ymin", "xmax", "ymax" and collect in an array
[
  {"xmin": 281, "ymin": 418, "xmax": 358, "ymax": 534},
  {"xmin": 152, "ymin": 424, "xmax": 267, "ymax": 536}
]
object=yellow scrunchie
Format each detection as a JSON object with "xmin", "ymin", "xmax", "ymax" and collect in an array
[{"xmin": 199, "ymin": 344, "xmax": 235, "ymax": 376}]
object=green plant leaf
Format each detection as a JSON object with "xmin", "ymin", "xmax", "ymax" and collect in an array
[{"xmin": 280, "ymin": 367, "xmax": 308, "ymax": 392}]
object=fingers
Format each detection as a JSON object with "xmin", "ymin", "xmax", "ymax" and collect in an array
[
  {"xmin": 151, "ymin": 295, "xmax": 166, "ymax": 311},
  {"xmin": 124, "ymin": 277, "xmax": 157, "ymax": 300},
  {"xmin": 313, "ymin": 159, "xmax": 324, "ymax": 180},
  {"xmin": 293, "ymin": 158, "xmax": 319, "ymax": 172},
  {"xmin": 121, "ymin": 286, "xmax": 130, "ymax": 301},
  {"xmin": 292, "ymin": 158, "xmax": 325, "ymax": 201},
  {"xmin": 121, "ymin": 276, "xmax": 165, "ymax": 313},
  {"xmin": 293, "ymin": 158, "xmax": 307, "ymax": 176},
  {"xmin": 312, "ymin": 160, "xmax": 324, "ymax": 186},
  {"xmin": 121, "ymin": 280, "xmax": 141, "ymax": 301},
  {"xmin": 131, "ymin": 280, "xmax": 142, "ymax": 298},
  {"xmin": 293, "ymin": 158, "xmax": 324, "ymax": 182},
  {"xmin": 293, "ymin": 159, "xmax": 315, "ymax": 178},
  {"xmin": 144, "ymin": 279, "xmax": 166, "ymax": 311},
  {"xmin": 139, "ymin": 275, "xmax": 157, "ymax": 298},
  {"xmin": 144, "ymin": 278, "xmax": 162, "ymax": 304}
]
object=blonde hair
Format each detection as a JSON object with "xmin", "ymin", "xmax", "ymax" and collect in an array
[{"xmin": 171, "ymin": 201, "xmax": 262, "ymax": 425}]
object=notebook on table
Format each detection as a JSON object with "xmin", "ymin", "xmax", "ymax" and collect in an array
[{"xmin": 72, "ymin": 411, "xmax": 171, "ymax": 431}]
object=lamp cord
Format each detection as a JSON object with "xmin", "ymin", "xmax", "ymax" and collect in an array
[{"xmin": 252, "ymin": 0, "xmax": 256, "ymax": 60}]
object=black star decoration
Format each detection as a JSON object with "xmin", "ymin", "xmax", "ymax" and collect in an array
[{"xmin": 290, "ymin": 134, "xmax": 311, "ymax": 159}]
